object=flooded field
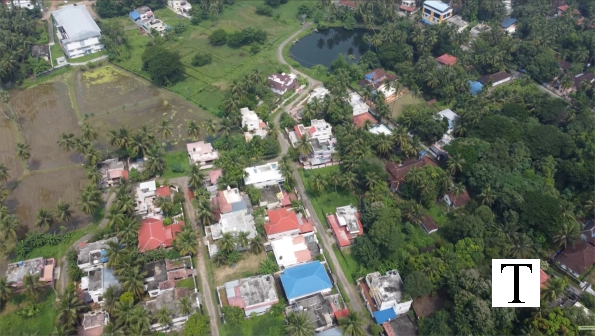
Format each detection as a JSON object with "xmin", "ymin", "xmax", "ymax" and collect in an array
[{"xmin": 3, "ymin": 65, "xmax": 213, "ymax": 231}]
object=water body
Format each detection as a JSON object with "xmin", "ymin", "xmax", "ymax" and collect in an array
[{"xmin": 289, "ymin": 28, "xmax": 371, "ymax": 69}]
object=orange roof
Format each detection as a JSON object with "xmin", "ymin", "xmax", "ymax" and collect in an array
[
  {"xmin": 138, "ymin": 218, "xmax": 182, "ymax": 252},
  {"xmin": 299, "ymin": 217, "xmax": 314, "ymax": 234},
  {"xmin": 558, "ymin": 4, "xmax": 569, "ymax": 11},
  {"xmin": 259, "ymin": 121, "xmax": 267, "ymax": 129},
  {"xmin": 352, "ymin": 112, "xmax": 377, "ymax": 128},
  {"xmin": 280, "ymin": 191, "xmax": 292, "ymax": 207},
  {"xmin": 436, "ymin": 54, "xmax": 457, "ymax": 66},
  {"xmin": 294, "ymin": 125, "xmax": 303, "ymax": 139},
  {"xmin": 121, "ymin": 170, "xmax": 129, "ymax": 180},
  {"xmin": 309, "ymin": 126, "xmax": 317, "ymax": 135},
  {"xmin": 540, "ymin": 269, "xmax": 550, "ymax": 289},
  {"xmin": 214, "ymin": 190, "xmax": 232, "ymax": 213},
  {"xmin": 327, "ymin": 214, "xmax": 363, "ymax": 247},
  {"xmin": 383, "ymin": 322, "xmax": 396, "ymax": 336},
  {"xmin": 265, "ymin": 208, "xmax": 300, "ymax": 236},
  {"xmin": 209, "ymin": 169, "xmax": 223, "ymax": 184},
  {"xmin": 334, "ymin": 308, "xmax": 350, "ymax": 319},
  {"xmin": 156, "ymin": 186, "xmax": 171, "ymax": 197}
]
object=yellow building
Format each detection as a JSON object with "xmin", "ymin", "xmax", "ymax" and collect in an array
[{"xmin": 422, "ymin": 1, "xmax": 453, "ymax": 24}]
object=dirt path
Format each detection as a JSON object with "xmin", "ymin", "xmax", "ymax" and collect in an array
[
  {"xmin": 273, "ymin": 23, "xmax": 369, "ymax": 322},
  {"xmin": 169, "ymin": 176, "xmax": 220, "ymax": 336},
  {"xmin": 58, "ymin": 191, "xmax": 115, "ymax": 293}
]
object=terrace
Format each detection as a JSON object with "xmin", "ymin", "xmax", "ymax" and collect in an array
[
  {"xmin": 365, "ymin": 270, "xmax": 412, "ymax": 316},
  {"xmin": 134, "ymin": 180, "xmax": 158, "ymax": 216},
  {"xmin": 222, "ymin": 274, "xmax": 279, "ymax": 316},
  {"xmin": 145, "ymin": 288, "xmax": 200, "ymax": 331},
  {"xmin": 77, "ymin": 237, "xmax": 118, "ymax": 272},
  {"xmin": 143, "ymin": 257, "xmax": 195, "ymax": 297},
  {"xmin": 244, "ymin": 162, "xmax": 284, "ymax": 188},
  {"xmin": 286, "ymin": 293, "xmax": 346, "ymax": 332},
  {"xmin": 6, "ymin": 257, "xmax": 55, "ymax": 288},
  {"xmin": 81, "ymin": 267, "xmax": 120, "ymax": 304},
  {"xmin": 206, "ymin": 212, "xmax": 257, "ymax": 256}
]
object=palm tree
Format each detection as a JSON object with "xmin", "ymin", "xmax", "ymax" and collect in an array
[
  {"xmin": 407, "ymin": 168, "xmax": 425, "ymax": 187},
  {"xmin": 406, "ymin": 203, "xmax": 425, "ymax": 225},
  {"xmin": 286, "ymin": 311, "xmax": 314, "ymax": 336},
  {"xmin": 85, "ymin": 147, "xmax": 102, "ymax": 166},
  {"xmin": 1, "ymin": 214, "xmax": 19, "ymax": 240},
  {"xmin": 451, "ymin": 183, "xmax": 466, "ymax": 196},
  {"xmin": 296, "ymin": 136, "xmax": 312, "ymax": 157},
  {"xmin": 479, "ymin": 186, "xmax": 497, "ymax": 206},
  {"xmin": 129, "ymin": 133, "xmax": 150, "ymax": 158},
  {"xmin": 542, "ymin": 277, "xmax": 568, "ymax": 302},
  {"xmin": 205, "ymin": 118, "xmax": 218, "ymax": 136},
  {"xmin": 57, "ymin": 133, "xmax": 76, "ymax": 152},
  {"xmin": 219, "ymin": 232, "xmax": 236, "ymax": 254},
  {"xmin": 55, "ymin": 200, "xmax": 73, "ymax": 224},
  {"xmin": 186, "ymin": 120, "xmax": 201, "ymax": 140},
  {"xmin": 22, "ymin": 273, "xmax": 42, "ymax": 300},
  {"xmin": 79, "ymin": 192, "xmax": 100, "ymax": 215},
  {"xmin": 339, "ymin": 311, "xmax": 365, "ymax": 336},
  {"xmin": 105, "ymin": 240, "xmax": 125, "ymax": 268},
  {"xmin": 0, "ymin": 163, "xmax": 8, "ymax": 184},
  {"xmin": 0, "ymin": 276, "xmax": 14, "ymax": 301},
  {"xmin": 508, "ymin": 234, "xmax": 533, "ymax": 259},
  {"xmin": 213, "ymin": 251, "xmax": 228, "ymax": 266},
  {"xmin": 103, "ymin": 285, "xmax": 120, "ymax": 315},
  {"xmin": 196, "ymin": 200, "xmax": 215, "ymax": 226},
  {"xmin": 56, "ymin": 287, "xmax": 86, "ymax": 326},
  {"xmin": 188, "ymin": 164, "xmax": 205, "ymax": 191},
  {"xmin": 553, "ymin": 220, "xmax": 580, "ymax": 249},
  {"xmin": 237, "ymin": 231, "xmax": 249, "ymax": 249},
  {"xmin": 73, "ymin": 137, "xmax": 91, "ymax": 154},
  {"xmin": 86, "ymin": 167, "xmax": 102, "ymax": 185},
  {"xmin": 447, "ymin": 154, "xmax": 465, "ymax": 175},
  {"xmin": 327, "ymin": 173, "xmax": 341, "ymax": 194},
  {"xmin": 341, "ymin": 171, "xmax": 357, "ymax": 193},
  {"xmin": 114, "ymin": 299, "xmax": 135, "ymax": 326},
  {"xmin": 250, "ymin": 235, "xmax": 264, "ymax": 254},
  {"xmin": 119, "ymin": 267, "xmax": 147, "ymax": 298},
  {"xmin": 218, "ymin": 118, "xmax": 234, "ymax": 139},
  {"xmin": 157, "ymin": 119, "xmax": 173, "ymax": 140},
  {"xmin": 156, "ymin": 307, "xmax": 173, "ymax": 328},
  {"xmin": 52, "ymin": 324, "xmax": 77, "ymax": 336},
  {"xmin": 145, "ymin": 146, "xmax": 166, "ymax": 176},
  {"xmin": 109, "ymin": 127, "xmax": 132, "ymax": 149},
  {"xmin": 81, "ymin": 123, "xmax": 97, "ymax": 142},
  {"xmin": 36, "ymin": 207, "xmax": 55, "ymax": 230},
  {"xmin": 178, "ymin": 296, "xmax": 194, "ymax": 316},
  {"xmin": 117, "ymin": 217, "xmax": 141, "ymax": 246},
  {"xmin": 174, "ymin": 226, "xmax": 198, "ymax": 256},
  {"xmin": 16, "ymin": 142, "xmax": 31, "ymax": 163},
  {"xmin": 311, "ymin": 173, "xmax": 327, "ymax": 193}
]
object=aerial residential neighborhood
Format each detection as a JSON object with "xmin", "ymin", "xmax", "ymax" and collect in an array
[{"xmin": 0, "ymin": 0, "xmax": 594, "ymax": 335}]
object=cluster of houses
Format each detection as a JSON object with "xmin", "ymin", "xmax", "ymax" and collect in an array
[{"xmin": 129, "ymin": 6, "xmax": 170, "ymax": 35}]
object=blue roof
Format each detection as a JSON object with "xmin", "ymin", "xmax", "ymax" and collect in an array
[
  {"xmin": 374, "ymin": 308, "xmax": 397, "ymax": 324},
  {"xmin": 129, "ymin": 10, "xmax": 140, "ymax": 21},
  {"xmin": 280, "ymin": 261, "xmax": 332, "ymax": 300},
  {"xmin": 468, "ymin": 80, "xmax": 483, "ymax": 96},
  {"xmin": 317, "ymin": 328, "xmax": 343, "ymax": 336},
  {"xmin": 424, "ymin": 1, "xmax": 450, "ymax": 12},
  {"xmin": 501, "ymin": 17, "xmax": 517, "ymax": 28}
]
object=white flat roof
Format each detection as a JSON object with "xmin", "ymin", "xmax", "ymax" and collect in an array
[
  {"xmin": 244, "ymin": 163, "xmax": 284, "ymax": 186},
  {"xmin": 139, "ymin": 181, "xmax": 156, "ymax": 192},
  {"xmin": 271, "ymin": 236, "xmax": 310, "ymax": 268},
  {"xmin": 369, "ymin": 124, "xmax": 392, "ymax": 136}
]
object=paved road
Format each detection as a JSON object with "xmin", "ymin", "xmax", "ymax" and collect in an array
[
  {"xmin": 58, "ymin": 191, "xmax": 115, "ymax": 293},
  {"xmin": 170, "ymin": 176, "xmax": 220, "ymax": 336},
  {"xmin": 274, "ymin": 23, "xmax": 368, "ymax": 318}
]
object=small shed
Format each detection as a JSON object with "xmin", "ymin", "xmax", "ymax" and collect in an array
[
  {"xmin": 129, "ymin": 10, "xmax": 140, "ymax": 21},
  {"xmin": 31, "ymin": 45, "xmax": 50, "ymax": 60},
  {"xmin": 468, "ymin": 80, "xmax": 483, "ymax": 96}
]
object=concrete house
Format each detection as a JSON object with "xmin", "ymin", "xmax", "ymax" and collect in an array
[
  {"xmin": 289, "ymin": 119, "xmax": 337, "ymax": 167},
  {"xmin": 168, "ymin": 0, "xmax": 192, "ymax": 15},
  {"xmin": 365, "ymin": 270, "xmax": 413, "ymax": 324},
  {"xmin": 76, "ymin": 237, "xmax": 118, "ymax": 272},
  {"xmin": 221, "ymin": 275, "xmax": 279, "ymax": 316},
  {"xmin": 264, "ymin": 208, "xmax": 314, "ymax": 241},
  {"xmin": 244, "ymin": 162, "xmax": 284, "ymax": 188},
  {"xmin": 52, "ymin": 4, "xmax": 103, "ymax": 59},
  {"xmin": 80, "ymin": 267, "xmax": 120, "ymax": 304},
  {"xmin": 268, "ymin": 73, "xmax": 298, "ymax": 95},
  {"xmin": 145, "ymin": 288, "xmax": 200, "ymax": 331},
  {"xmin": 186, "ymin": 141, "xmax": 219, "ymax": 169},
  {"xmin": 143, "ymin": 257, "xmax": 195, "ymax": 297},
  {"xmin": 326, "ymin": 205, "xmax": 364, "ymax": 248},
  {"xmin": 280, "ymin": 261, "xmax": 333, "ymax": 303},
  {"xmin": 422, "ymin": 1, "xmax": 452, "ymax": 24},
  {"xmin": 555, "ymin": 240, "xmax": 595, "ymax": 278},
  {"xmin": 6, "ymin": 257, "xmax": 55, "ymax": 290},
  {"xmin": 501, "ymin": 17, "xmax": 518, "ymax": 34},
  {"xmin": 271, "ymin": 235, "xmax": 320, "ymax": 269},
  {"xmin": 206, "ymin": 211, "xmax": 257, "ymax": 256},
  {"xmin": 79, "ymin": 311, "xmax": 109, "ymax": 336},
  {"xmin": 241, "ymin": 107, "xmax": 268, "ymax": 141},
  {"xmin": 447, "ymin": 15, "xmax": 469, "ymax": 32}
]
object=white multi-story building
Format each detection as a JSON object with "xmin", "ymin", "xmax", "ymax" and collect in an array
[
  {"xmin": 366, "ymin": 270, "xmax": 412, "ymax": 314},
  {"xmin": 168, "ymin": 0, "xmax": 192, "ymax": 15},
  {"xmin": 421, "ymin": 1, "xmax": 452, "ymax": 24},
  {"xmin": 244, "ymin": 162, "xmax": 284, "ymax": 188},
  {"xmin": 240, "ymin": 107, "xmax": 268, "ymax": 141},
  {"xmin": 186, "ymin": 141, "xmax": 219, "ymax": 169},
  {"xmin": 52, "ymin": 4, "xmax": 104, "ymax": 59},
  {"xmin": 76, "ymin": 237, "xmax": 118, "ymax": 272}
]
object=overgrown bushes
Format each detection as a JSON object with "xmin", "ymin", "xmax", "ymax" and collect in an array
[
  {"xmin": 14, "ymin": 232, "xmax": 75, "ymax": 260},
  {"xmin": 192, "ymin": 53, "xmax": 213, "ymax": 67}
]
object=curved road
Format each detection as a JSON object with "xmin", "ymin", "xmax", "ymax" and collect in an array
[{"xmin": 274, "ymin": 24, "xmax": 368, "ymax": 320}]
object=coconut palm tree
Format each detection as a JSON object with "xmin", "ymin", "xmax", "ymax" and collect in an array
[
  {"xmin": 117, "ymin": 217, "xmax": 141, "ymax": 246},
  {"xmin": 81, "ymin": 123, "xmax": 97, "ymax": 142},
  {"xmin": 311, "ymin": 173, "xmax": 327, "ymax": 193},
  {"xmin": 56, "ymin": 286, "xmax": 86, "ymax": 327},
  {"xmin": 57, "ymin": 133, "xmax": 76, "ymax": 152},
  {"xmin": 203, "ymin": 118, "xmax": 217, "ymax": 136},
  {"xmin": 114, "ymin": 299, "xmax": 136, "ymax": 326},
  {"xmin": 218, "ymin": 232, "xmax": 236, "ymax": 254},
  {"xmin": 237, "ymin": 231, "xmax": 250, "ymax": 249},
  {"xmin": 508, "ymin": 234, "xmax": 533, "ymax": 259},
  {"xmin": 145, "ymin": 146, "xmax": 166, "ymax": 176},
  {"xmin": 178, "ymin": 296, "xmax": 194, "ymax": 316},
  {"xmin": 218, "ymin": 118, "xmax": 234, "ymax": 139},
  {"xmin": 86, "ymin": 167, "xmax": 102, "ymax": 184},
  {"xmin": 22, "ymin": 273, "xmax": 42, "ymax": 300},
  {"xmin": 296, "ymin": 136, "xmax": 312, "ymax": 157},
  {"xmin": 405, "ymin": 203, "xmax": 425, "ymax": 225},
  {"xmin": 213, "ymin": 251, "xmax": 228, "ymax": 266},
  {"xmin": 407, "ymin": 168, "xmax": 425, "ymax": 187},
  {"xmin": 186, "ymin": 120, "xmax": 201, "ymax": 140},
  {"xmin": 250, "ymin": 235, "xmax": 264, "ymax": 254},
  {"xmin": 0, "ymin": 163, "xmax": 8, "ymax": 184},
  {"xmin": 119, "ymin": 267, "xmax": 147, "ymax": 298},
  {"xmin": 196, "ymin": 199, "xmax": 215, "ymax": 226},
  {"xmin": 0, "ymin": 276, "xmax": 14, "ymax": 301},
  {"xmin": 103, "ymin": 285, "xmax": 120, "ymax": 316},
  {"xmin": 73, "ymin": 137, "xmax": 91, "ymax": 154},
  {"xmin": 109, "ymin": 127, "xmax": 132, "ymax": 150},
  {"xmin": 129, "ymin": 134, "xmax": 150, "ymax": 158},
  {"xmin": 339, "ymin": 311, "xmax": 365, "ymax": 336},
  {"xmin": 286, "ymin": 311, "xmax": 314, "ymax": 336},
  {"xmin": 341, "ymin": 171, "xmax": 357, "ymax": 193},
  {"xmin": 553, "ymin": 220, "xmax": 580, "ymax": 249},
  {"xmin": 36, "ymin": 208, "xmax": 56, "ymax": 230},
  {"xmin": 542, "ymin": 277, "xmax": 568, "ymax": 302},
  {"xmin": 105, "ymin": 240, "xmax": 125, "ymax": 269},
  {"xmin": 156, "ymin": 307, "xmax": 173, "ymax": 329},
  {"xmin": 451, "ymin": 182, "xmax": 466, "ymax": 196},
  {"xmin": 52, "ymin": 324, "xmax": 77, "ymax": 336},
  {"xmin": 375, "ymin": 135, "xmax": 393, "ymax": 157},
  {"xmin": 479, "ymin": 186, "xmax": 497, "ymax": 206},
  {"xmin": 447, "ymin": 154, "xmax": 465, "ymax": 175},
  {"xmin": 55, "ymin": 200, "xmax": 73, "ymax": 224},
  {"xmin": 16, "ymin": 142, "xmax": 31, "ymax": 163},
  {"xmin": 79, "ymin": 192, "xmax": 100, "ymax": 215},
  {"xmin": 1, "ymin": 214, "xmax": 18, "ymax": 240},
  {"xmin": 188, "ymin": 164, "xmax": 205, "ymax": 191},
  {"xmin": 157, "ymin": 119, "xmax": 173, "ymax": 140},
  {"xmin": 174, "ymin": 226, "xmax": 198, "ymax": 256},
  {"xmin": 85, "ymin": 147, "xmax": 102, "ymax": 166}
]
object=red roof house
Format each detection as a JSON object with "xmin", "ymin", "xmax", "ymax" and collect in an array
[
  {"xmin": 326, "ymin": 205, "xmax": 364, "ymax": 248},
  {"xmin": 156, "ymin": 186, "xmax": 171, "ymax": 198},
  {"xmin": 353, "ymin": 112, "xmax": 378, "ymax": 128},
  {"xmin": 420, "ymin": 215, "xmax": 438, "ymax": 234},
  {"xmin": 444, "ymin": 189, "xmax": 471, "ymax": 208},
  {"xmin": 386, "ymin": 157, "xmax": 436, "ymax": 191},
  {"xmin": 555, "ymin": 240, "xmax": 595, "ymax": 277},
  {"xmin": 138, "ymin": 217, "xmax": 183, "ymax": 252},
  {"xmin": 265, "ymin": 208, "xmax": 313, "ymax": 240},
  {"xmin": 435, "ymin": 54, "xmax": 457, "ymax": 66},
  {"xmin": 334, "ymin": 308, "xmax": 350, "ymax": 319},
  {"xmin": 540, "ymin": 269, "xmax": 550, "ymax": 289}
]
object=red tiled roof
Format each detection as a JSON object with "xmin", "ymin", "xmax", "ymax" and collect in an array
[
  {"xmin": 383, "ymin": 322, "xmax": 397, "ymax": 336},
  {"xmin": 280, "ymin": 191, "xmax": 292, "ymax": 207},
  {"xmin": 121, "ymin": 170, "xmax": 129, "ymax": 180},
  {"xmin": 334, "ymin": 308, "xmax": 350, "ymax": 319},
  {"xmin": 399, "ymin": 4, "xmax": 414, "ymax": 12},
  {"xmin": 540, "ymin": 269, "xmax": 549, "ymax": 289},
  {"xmin": 309, "ymin": 126, "xmax": 317, "ymax": 135},
  {"xmin": 555, "ymin": 240, "xmax": 595, "ymax": 275},
  {"xmin": 227, "ymin": 286, "xmax": 246, "ymax": 308},
  {"xmin": 353, "ymin": 112, "xmax": 377, "ymax": 128},
  {"xmin": 558, "ymin": 4, "xmax": 569, "ymax": 11},
  {"xmin": 420, "ymin": 215, "xmax": 438, "ymax": 234},
  {"xmin": 298, "ymin": 217, "xmax": 314, "ymax": 234},
  {"xmin": 214, "ymin": 190, "xmax": 232, "ymax": 214},
  {"xmin": 327, "ymin": 213, "xmax": 363, "ymax": 247},
  {"xmin": 294, "ymin": 125, "xmax": 303, "ymax": 139},
  {"xmin": 138, "ymin": 218, "xmax": 182, "ymax": 252},
  {"xmin": 265, "ymin": 208, "xmax": 300, "ymax": 236},
  {"xmin": 436, "ymin": 54, "xmax": 457, "ymax": 66},
  {"xmin": 108, "ymin": 169, "xmax": 123, "ymax": 179},
  {"xmin": 446, "ymin": 189, "xmax": 471, "ymax": 207},
  {"xmin": 209, "ymin": 169, "xmax": 223, "ymax": 184},
  {"xmin": 156, "ymin": 186, "xmax": 171, "ymax": 197}
]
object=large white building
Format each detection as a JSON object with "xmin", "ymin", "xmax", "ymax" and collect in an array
[
  {"xmin": 244, "ymin": 162, "xmax": 284, "ymax": 188},
  {"xmin": 52, "ymin": 4, "xmax": 104, "ymax": 59},
  {"xmin": 365, "ymin": 270, "xmax": 412, "ymax": 318}
]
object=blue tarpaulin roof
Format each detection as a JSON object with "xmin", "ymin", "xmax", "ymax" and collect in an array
[
  {"xmin": 468, "ymin": 80, "xmax": 483, "ymax": 96},
  {"xmin": 374, "ymin": 308, "xmax": 397, "ymax": 324},
  {"xmin": 280, "ymin": 261, "xmax": 332, "ymax": 301},
  {"xmin": 501, "ymin": 17, "xmax": 517, "ymax": 28},
  {"xmin": 129, "ymin": 10, "xmax": 140, "ymax": 21}
]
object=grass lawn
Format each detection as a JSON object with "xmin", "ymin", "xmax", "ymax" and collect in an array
[
  {"xmin": 34, "ymin": 22, "xmax": 49, "ymax": 44},
  {"xmin": 50, "ymin": 41, "xmax": 65, "ymax": 66},
  {"xmin": 0, "ymin": 289, "xmax": 56, "ymax": 335},
  {"xmin": 112, "ymin": 1, "xmax": 307, "ymax": 115},
  {"xmin": 332, "ymin": 245, "xmax": 360, "ymax": 284},
  {"xmin": 213, "ymin": 251, "xmax": 266, "ymax": 286},
  {"xmin": 298, "ymin": 167, "xmax": 359, "ymax": 228},
  {"xmin": 427, "ymin": 203, "xmax": 448, "ymax": 227},
  {"xmin": 220, "ymin": 313, "xmax": 285, "ymax": 336},
  {"xmin": 389, "ymin": 93, "xmax": 424, "ymax": 118},
  {"xmin": 162, "ymin": 149, "xmax": 191, "ymax": 179},
  {"xmin": 69, "ymin": 50, "xmax": 108, "ymax": 63},
  {"xmin": 175, "ymin": 277, "xmax": 196, "ymax": 289}
]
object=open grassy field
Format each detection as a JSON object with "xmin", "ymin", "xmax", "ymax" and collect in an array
[
  {"xmin": 0, "ymin": 290, "xmax": 56, "ymax": 335},
  {"xmin": 299, "ymin": 166, "xmax": 360, "ymax": 228},
  {"xmin": 112, "ymin": 1, "xmax": 307, "ymax": 114},
  {"xmin": 221, "ymin": 313, "xmax": 285, "ymax": 336},
  {"xmin": 389, "ymin": 93, "xmax": 424, "ymax": 118},
  {"xmin": 213, "ymin": 251, "xmax": 266, "ymax": 286},
  {"xmin": 162, "ymin": 149, "xmax": 191, "ymax": 179},
  {"xmin": 333, "ymin": 245, "xmax": 361, "ymax": 283},
  {"xmin": 0, "ymin": 117, "xmax": 24, "ymax": 186}
]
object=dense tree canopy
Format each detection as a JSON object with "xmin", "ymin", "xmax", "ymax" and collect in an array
[{"xmin": 141, "ymin": 44, "xmax": 184, "ymax": 85}]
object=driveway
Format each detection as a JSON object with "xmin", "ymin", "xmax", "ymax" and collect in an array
[{"xmin": 169, "ymin": 176, "xmax": 220, "ymax": 336}]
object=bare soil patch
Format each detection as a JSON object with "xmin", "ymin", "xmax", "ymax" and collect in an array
[{"xmin": 214, "ymin": 251, "xmax": 266, "ymax": 286}]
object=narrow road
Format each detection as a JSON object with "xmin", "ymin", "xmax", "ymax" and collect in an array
[
  {"xmin": 273, "ymin": 23, "xmax": 368, "ymax": 317},
  {"xmin": 58, "ymin": 191, "xmax": 115, "ymax": 293},
  {"xmin": 170, "ymin": 176, "xmax": 220, "ymax": 336}
]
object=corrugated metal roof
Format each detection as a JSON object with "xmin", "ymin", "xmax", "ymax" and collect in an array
[{"xmin": 52, "ymin": 4, "xmax": 101, "ymax": 44}]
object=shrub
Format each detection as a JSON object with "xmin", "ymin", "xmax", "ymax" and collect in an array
[
  {"xmin": 208, "ymin": 29, "xmax": 227, "ymax": 46},
  {"xmin": 190, "ymin": 15, "xmax": 201, "ymax": 25},
  {"xmin": 250, "ymin": 43, "xmax": 261, "ymax": 54},
  {"xmin": 222, "ymin": 306, "xmax": 244, "ymax": 324},
  {"xmin": 163, "ymin": 217, "xmax": 173, "ymax": 225},
  {"xmin": 171, "ymin": 163, "xmax": 185, "ymax": 173},
  {"xmin": 173, "ymin": 23, "xmax": 187, "ymax": 34},
  {"xmin": 192, "ymin": 53, "xmax": 212, "ymax": 67},
  {"xmin": 256, "ymin": 5, "xmax": 273, "ymax": 16}
]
